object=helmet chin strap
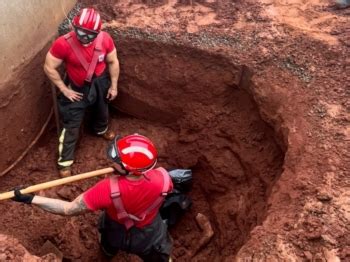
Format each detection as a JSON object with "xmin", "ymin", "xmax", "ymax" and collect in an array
[
  {"xmin": 112, "ymin": 163, "xmax": 129, "ymax": 176},
  {"xmin": 118, "ymin": 165, "xmax": 146, "ymax": 178},
  {"xmin": 118, "ymin": 164, "xmax": 130, "ymax": 176},
  {"xmin": 77, "ymin": 37, "xmax": 94, "ymax": 45}
]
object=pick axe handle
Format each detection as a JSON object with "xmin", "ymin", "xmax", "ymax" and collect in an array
[
  {"xmin": 50, "ymin": 83, "xmax": 60, "ymax": 137},
  {"xmin": 0, "ymin": 167, "xmax": 114, "ymax": 201}
]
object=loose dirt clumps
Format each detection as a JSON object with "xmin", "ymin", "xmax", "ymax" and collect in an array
[
  {"xmin": 0, "ymin": 0, "xmax": 349, "ymax": 261},
  {"xmin": 0, "ymin": 234, "xmax": 60, "ymax": 261}
]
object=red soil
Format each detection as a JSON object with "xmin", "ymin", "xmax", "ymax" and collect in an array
[{"xmin": 0, "ymin": 0, "xmax": 348, "ymax": 261}]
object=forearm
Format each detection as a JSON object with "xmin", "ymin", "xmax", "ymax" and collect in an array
[
  {"xmin": 108, "ymin": 60, "xmax": 120, "ymax": 90},
  {"xmin": 31, "ymin": 194, "xmax": 88, "ymax": 216},
  {"xmin": 44, "ymin": 65, "xmax": 68, "ymax": 92}
]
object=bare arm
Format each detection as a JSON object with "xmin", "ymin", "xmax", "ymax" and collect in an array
[
  {"xmin": 31, "ymin": 194, "xmax": 90, "ymax": 216},
  {"xmin": 106, "ymin": 48, "xmax": 120, "ymax": 101},
  {"xmin": 43, "ymin": 52, "xmax": 66, "ymax": 91},
  {"xmin": 43, "ymin": 52, "xmax": 83, "ymax": 102}
]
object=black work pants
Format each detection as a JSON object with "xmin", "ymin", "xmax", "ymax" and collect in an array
[
  {"xmin": 98, "ymin": 212, "xmax": 172, "ymax": 262},
  {"xmin": 57, "ymin": 74, "xmax": 110, "ymax": 169}
]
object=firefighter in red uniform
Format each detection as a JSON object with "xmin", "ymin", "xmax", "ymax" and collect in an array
[
  {"xmin": 44, "ymin": 8, "xmax": 120, "ymax": 177},
  {"xmin": 12, "ymin": 134, "xmax": 174, "ymax": 261}
]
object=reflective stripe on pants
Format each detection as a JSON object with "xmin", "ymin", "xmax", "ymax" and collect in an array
[{"xmin": 57, "ymin": 73, "xmax": 110, "ymax": 168}]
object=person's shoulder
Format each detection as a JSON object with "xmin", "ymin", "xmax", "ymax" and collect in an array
[
  {"xmin": 90, "ymin": 177, "xmax": 111, "ymax": 189},
  {"xmin": 155, "ymin": 167, "xmax": 170, "ymax": 175},
  {"xmin": 100, "ymin": 31, "xmax": 114, "ymax": 43},
  {"xmin": 100, "ymin": 31, "xmax": 112, "ymax": 37},
  {"xmin": 148, "ymin": 168, "xmax": 170, "ymax": 181},
  {"xmin": 84, "ymin": 177, "xmax": 111, "ymax": 195},
  {"xmin": 56, "ymin": 32, "xmax": 71, "ymax": 42},
  {"xmin": 51, "ymin": 33, "xmax": 71, "ymax": 48}
]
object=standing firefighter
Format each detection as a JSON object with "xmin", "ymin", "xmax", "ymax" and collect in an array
[
  {"xmin": 12, "ymin": 134, "xmax": 174, "ymax": 261},
  {"xmin": 44, "ymin": 7, "xmax": 120, "ymax": 177}
]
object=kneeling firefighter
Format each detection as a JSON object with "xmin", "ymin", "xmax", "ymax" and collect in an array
[{"xmin": 12, "ymin": 134, "xmax": 178, "ymax": 261}]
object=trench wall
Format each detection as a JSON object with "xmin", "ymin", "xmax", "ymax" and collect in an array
[
  {"xmin": 0, "ymin": 0, "xmax": 76, "ymax": 82},
  {"xmin": 0, "ymin": 0, "xmax": 76, "ymax": 175}
]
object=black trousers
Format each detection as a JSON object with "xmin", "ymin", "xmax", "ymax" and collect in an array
[
  {"xmin": 98, "ymin": 212, "xmax": 172, "ymax": 262},
  {"xmin": 57, "ymin": 74, "xmax": 110, "ymax": 169}
]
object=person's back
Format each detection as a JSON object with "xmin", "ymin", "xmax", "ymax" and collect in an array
[
  {"xmin": 92, "ymin": 134, "xmax": 173, "ymax": 261},
  {"xmin": 84, "ymin": 167, "xmax": 173, "ymax": 227}
]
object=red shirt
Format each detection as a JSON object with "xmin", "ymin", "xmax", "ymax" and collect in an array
[
  {"xmin": 49, "ymin": 31, "xmax": 115, "ymax": 87},
  {"xmin": 83, "ymin": 169, "xmax": 173, "ymax": 228}
]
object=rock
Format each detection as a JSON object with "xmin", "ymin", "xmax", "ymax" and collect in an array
[
  {"xmin": 304, "ymin": 251, "xmax": 313, "ymax": 260},
  {"xmin": 305, "ymin": 201, "xmax": 325, "ymax": 214},
  {"xmin": 306, "ymin": 231, "xmax": 322, "ymax": 241},
  {"xmin": 56, "ymin": 185, "xmax": 76, "ymax": 200},
  {"xmin": 191, "ymin": 213, "xmax": 214, "ymax": 257},
  {"xmin": 322, "ymin": 234, "xmax": 337, "ymax": 245},
  {"xmin": 39, "ymin": 240, "xmax": 63, "ymax": 261},
  {"xmin": 316, "ymin": 191, "xmax": 332, "ymax": 202}
]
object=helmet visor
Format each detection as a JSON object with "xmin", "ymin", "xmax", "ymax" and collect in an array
[
  {"xmin": 74, "ymin": 27, "xmax": 98, "ymax": 43},
  {"xmin": 107, "ymin": 136, "xmax": 121, "ymax": 164}
]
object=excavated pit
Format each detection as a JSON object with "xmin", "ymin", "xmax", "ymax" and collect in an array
[{"xmin": 0, "ymin": 35, "xmax": 285, "ymax": 261}]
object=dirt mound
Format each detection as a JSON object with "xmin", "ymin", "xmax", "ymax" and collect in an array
[{"xmin": 0, "ymin": 234, "xmax": 60, "ymax": 261}]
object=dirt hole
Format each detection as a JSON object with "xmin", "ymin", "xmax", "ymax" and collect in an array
[{"xmin": 0, "ymin": 35, "xmax": 285, "ymax": 261}]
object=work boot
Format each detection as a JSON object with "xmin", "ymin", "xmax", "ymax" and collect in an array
[
  {"xmin": 101, "ymin": 130, "xmax": 115, "ymax": 141},
  {"xmin": 59, "ymin": 167, "xmax": 72, "ymax": 178}
]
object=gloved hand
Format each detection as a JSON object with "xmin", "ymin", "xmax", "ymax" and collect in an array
[{"xmin": 12, "ymin": 188, "xmax": 34, "ymax": 204}]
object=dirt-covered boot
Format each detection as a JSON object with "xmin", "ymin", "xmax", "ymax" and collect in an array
[
  {"xmin": 59, "ymin": 167, "xmax": 72, "ymax": 178},
  {"xmin": 101, "ymin": 130, "xmax": 115, "ymax": 141}
]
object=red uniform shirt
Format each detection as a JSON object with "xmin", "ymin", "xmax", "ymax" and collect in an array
[
  {"xmin": 83, "ymin": 169, "xmax": 173, "ymax": 228},
  {"xmin": 49, "ymin": 31, "xmax": 115, "ymax": 87}
]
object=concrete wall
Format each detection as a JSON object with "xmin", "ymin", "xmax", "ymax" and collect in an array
[
  {"xmin": 0, "ymin": 0, "xmax": 76, "ymax": 85},
  {"xmin": 0, "ymin": 0, "xmax": 76, "ymax": 175}
]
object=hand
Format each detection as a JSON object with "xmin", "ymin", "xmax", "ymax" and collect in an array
[
  {"xmin": 106, "ymin": 87, "xmax": 118, "ymax": 101},
  {"xmin": 12, "ymin": 188, "xmax": 34, "ymax": 204},
  {"xmin": 62, "ymin": 88, "xmax": 83, "ymax": 102}
]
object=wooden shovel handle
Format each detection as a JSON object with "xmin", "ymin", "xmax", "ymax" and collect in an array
[{"xmin": 0, "ymin": 167, "xmax": 115, "ymax": 201}]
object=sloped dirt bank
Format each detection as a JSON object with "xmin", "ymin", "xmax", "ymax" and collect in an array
[{"xmin": 0, "ymin": 44, "xmax": 53, "ymax": 176}]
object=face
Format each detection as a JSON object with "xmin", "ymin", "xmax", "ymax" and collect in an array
[{"xmin": 74, "ymin": 27, "xmax": 98, "ymax": 44}]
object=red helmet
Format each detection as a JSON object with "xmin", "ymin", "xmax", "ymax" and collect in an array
[
  {"xmin": 72, "ymin": 7, "xmax": 102, "ymax": 33},
  {"xmin": 107, "ymin": 134, "xmax": 158, "ymax": 174}
]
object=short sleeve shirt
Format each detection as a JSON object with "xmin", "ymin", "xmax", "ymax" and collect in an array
[
  {"xmin": 83, "ymin": 169, "xmax": 173, "ymax": 228},
  {"xmin": 49, "ymin": 31, "xmax": 115, "ymax": 87}
]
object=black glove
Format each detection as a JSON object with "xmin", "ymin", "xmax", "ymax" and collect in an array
[{"xmin": 12, "ymin": 188, "xmax": 34, "ymax": 204}]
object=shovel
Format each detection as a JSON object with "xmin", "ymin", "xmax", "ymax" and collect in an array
[
  {"xmin": 50, "ymin": 83, "xmax": 61, "ymax": 137},
  {"xmin": 0, "ymin": 167, "xmax": 114, "ymax": 201}
]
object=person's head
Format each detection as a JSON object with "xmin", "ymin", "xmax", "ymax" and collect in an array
[
  {"xmin": 72, "ymin": 7, "xmax": 102, "ymax": 44},
  {"xmin": 107, "ymin": 134, "xmax": 158, "ymax": 176}
]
